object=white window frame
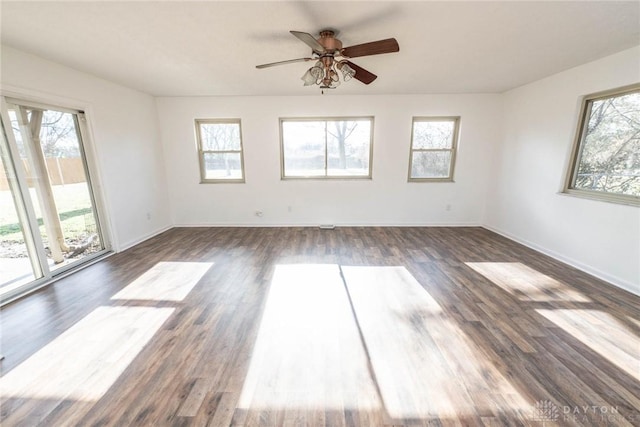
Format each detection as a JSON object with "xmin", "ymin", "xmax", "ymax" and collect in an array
[
  {"xmin": 195, "ymin": 118, "xmax": 245, "ymax": 183},
  {"xmin": 279, "ymin": 116, "xmax": 374, "ymax": 180},
  {"xmin": 408, "ymin": 116, "xmax": 460, "ymax": 182},
  {"xmin": 563, "ymin": 83, "xmax": 640, "ymax": 206}
]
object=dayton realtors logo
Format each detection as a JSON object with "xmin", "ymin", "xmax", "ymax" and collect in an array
[
  {"xmin": 530, "ymin": 400, "xmax": 634, "ymax": 424},
  {"xmin": 531, "ymin": 400, "xmax": 559, "ymax": 423}
]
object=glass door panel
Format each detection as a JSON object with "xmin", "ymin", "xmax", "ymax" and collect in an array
[
  {"xmin": 0, "ymin": 120, "xmax": 43, "ymax": 295},
  {"xmin": 1, "ymin": 98, "xmax": 109, "ymax": 303},
  {"xmin": 6, "ymin": 102, "xmax": 105, "ymax": 272}
]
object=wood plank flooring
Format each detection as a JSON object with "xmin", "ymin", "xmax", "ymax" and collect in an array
[{"xmin": 0, "ymin": 227, "xmax": 638, "ymax": 426}]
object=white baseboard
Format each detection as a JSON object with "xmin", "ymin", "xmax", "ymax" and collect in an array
[
  {"xmin": 482, "ymin": 225, "xmax": 639, "ymax": 297},
  {"xmin": 117, "ymin": 224, "xmax": 173, "ymax": 252},
  {"xmin": 172, "ymin": 222, "xmax": 482, "ymax": 228}
]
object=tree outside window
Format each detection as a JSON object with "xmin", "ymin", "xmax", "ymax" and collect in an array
[
  {"xmin": 195, "ymin": 119, "xmax": 245, "ymax": 183},
  {"xmin": 408, "ymin": 117, "xmax": 460, "ymax": 182},
  {"xmin": 566, "ymin": 85, "xmax": 639, "ymax": 204},
  {"xmin": 280, "ymin": 118, "xmax": 373, "ymax": 179}
]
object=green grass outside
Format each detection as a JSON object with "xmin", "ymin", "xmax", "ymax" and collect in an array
[
  {"xmin": 0, "ymin": 183, "xmax": 96, "ymax": 243},
  {"xmin": 0, "ymin": 207, "xmax": 93, "ymax": 237}
]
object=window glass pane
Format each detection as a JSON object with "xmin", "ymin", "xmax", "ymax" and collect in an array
[
  {"xmin": 573, "ymin": 91, "xmax": 640, "ymax": 197},
  {"xmin": 281, "ymin": 119, "xmax": 372, "ymax": 178},
  {"xmin": 1, "ymin": 99, "xmax": 110, "ymax": 303},
  {"xmin": 413, "ymin": 121, "xmax": 455, "ymax": 149},
  {"xmin": 200, "ymin": 123, "xmax": 241, "ymax": 151},
  {"xmin": 282, "ymin": 121, "xmax": 326, "ymax": 177},
  {"xmin": 411, "ymin": 151, "xmax": 452, "ymax": 178},
  {"xmin": 203, "ymin": 152, "xmax": 243, "ymax": 180},
  {"xmin": 196, "ymin": 120, "xmax": 244, "ymax": 183},
  {"xmin": 327, "ymin": 120, "xmax": 371, "ymax": 176},
  {"xmin": 1, "ymin": 120, "xmax": 40, "ymax": 293},
  {"xmin": 7, "ymin": 105, "xmax": 105, "ymax": 273}
]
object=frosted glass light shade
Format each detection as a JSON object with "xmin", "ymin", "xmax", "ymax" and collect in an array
[
  {"xmin": 301, "ymin": 68, "xmax": 317, "ymax": 86},
  {"xmin": 341, "ymin": 63, "xmax": 356, "ymax": 81}
]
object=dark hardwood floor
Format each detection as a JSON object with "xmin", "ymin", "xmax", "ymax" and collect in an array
[{"xmin": 0, "ymin": 227, "xmax": 638, "ymax": 426}]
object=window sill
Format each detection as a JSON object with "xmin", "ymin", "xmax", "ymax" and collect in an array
[
  {"xmin": 200, "ymin": 179, "xmax": 245, "ymax": 184},
  {"xmin": 559, "ymin": 189, "xmax": 640, "ymax": 207},
  {"xmin": 408, "ymin": 178, "xmax": 455, "ymax": 183}
]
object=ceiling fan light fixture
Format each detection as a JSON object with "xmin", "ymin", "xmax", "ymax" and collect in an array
[
  {"xmin": 301, "ymin": 62, "xmax": 324, "ymax": 86},
  {"xmin": 338, "ymin": 62, "xmax": 356, "ymax": 81},
  {"xmin": 301, "ymin": 68, "xmax": 317, "ymax": 86},
  {"xmin": 258, "ymin": 30, "xmax": 398, "ymax": 90},
  {"xmin": 311, "ymin": 62, "xmax": 324, "ymax": 77}
]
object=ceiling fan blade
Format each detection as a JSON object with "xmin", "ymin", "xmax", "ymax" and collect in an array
[
  {"xmin": 342, "ymin": 38, "xmax": 399, "ymax": 58},
  {"xmin": 344, "ymin": 61, "xmax": 377, "ymax": 85},
  {"xmin": 256, "ymin": 58, "xmax": 313, "ymax": 69},
  {"xmin": 290, "ymin": 30, "xmax": 326, "ymax": 53}
]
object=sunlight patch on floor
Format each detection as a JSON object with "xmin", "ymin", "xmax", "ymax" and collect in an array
[
  {"xmin": 466, "ymin": 262, "xmax": 591, "ymax": 302},
  {"xmin": 0, "ymin": 306, "xmax": 173, "ymax": 401},
  {"xmin": 536, "ymin": 308, "xmax": 640, "ymax": 381},
  {"xmin": 237, "ymin": 264, "xmax": 380, "ymax": 412},
  {"xmin": 111, "ymin": 261, "xmax": 212, "ymax": 302},
  {"xmin": 342, "ymin": 266, "xmax": 530, "ymax": 420}
]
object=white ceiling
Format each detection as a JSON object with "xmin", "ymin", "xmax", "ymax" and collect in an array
[{"xmin": 1, "ymin": 1, "xmax": 638, "ymax": 96}]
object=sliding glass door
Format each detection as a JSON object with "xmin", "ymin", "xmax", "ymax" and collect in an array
[
  {"xmin": 0, "ymin": 119, "xmax": 43, "ymax": 291},
  {"xmin": 0, "ymin": 98, "xmax": 109, "ymax": 303}
]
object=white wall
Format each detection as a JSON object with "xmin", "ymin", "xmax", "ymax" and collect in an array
[
  {"xmin": 1, "ymin": 46, "xmax": 172, "ymax": 250},
  {"xmin": 484, "ymin": 47, "xmax": 640, "ymax": 294},
  {"xmin": 156, "ymin": 94, "xmax": 502, "ymax": 227}
]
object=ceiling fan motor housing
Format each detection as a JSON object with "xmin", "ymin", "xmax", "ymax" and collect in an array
[{"xmin": 318, "ymin": 30, "xmax": 342, "ymax": 53}]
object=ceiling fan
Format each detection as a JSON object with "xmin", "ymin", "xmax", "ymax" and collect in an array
[{"xmin": 256, "ymin": 30, "xmax": 399, "ymax": 90}]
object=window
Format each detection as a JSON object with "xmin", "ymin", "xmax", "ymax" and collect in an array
[
  {"xmin": 280, "ymin": 117, "xmax": 373, "ymax": 179},
  {"xmin": 408, "ymin": 117, "xmax": 460, "ymax": 182},
  {"xmin": 195, "ymin": 119, "xmax": 245, "ymax": 183},
  {"xmin": 565, "ymin": 84, "xmax": 640, "ymax": 205}
]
